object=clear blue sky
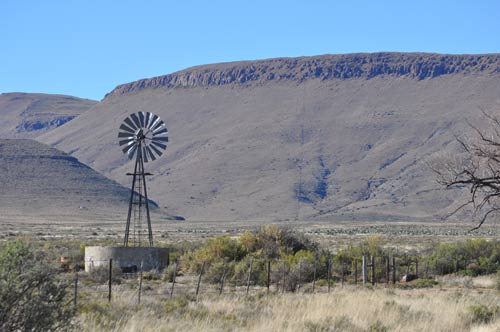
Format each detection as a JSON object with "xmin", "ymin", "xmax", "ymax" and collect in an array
[{"xmin": 1, "ymin": 0, "xmax": 499, "ymax": 100}]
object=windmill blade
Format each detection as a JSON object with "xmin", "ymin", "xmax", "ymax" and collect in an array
[
  {"xmin": 124, "ymin": 117, "xmax": 138, "ymax": 130},
  {"xmin": 122, "ymin": 141, "xmax": 137, "ymax": 154},
  {"xmin": 151, "ymin": 120, "xmax": 165, "ymax": 132},
  {"xmin": 127, "ymin": 144, "xmax": 138, "ymax": 159},
  {"xmin": 150, "ymin": 140, "xmax": 167, "ymax": 150},
  {"xmin": 148, "ymin": 114, "xmax": 159, "ymax": 130},
  {"xmin": 149, "ymin": 144, "xmax": 163, "ymax": 157},
  {"xmin": 118, "ymin": 132, "xmax": 134, "ymax": 138},
  {"xmin": 145, "ymin": 112, "xmax": 152, "ymax": 128},
  {"xmin": 152, "ymin": 128, "xmax": 168, "ymax": 136},
  {"xmin": 119, "ymin": 112, "xmax": 167, "ymax": 162},
  {"xmin": 120, "ymin": 124, "xmax": 135, "ymax": 134},
  {"xmin": 119, "ymin": 139, "xmax": 135, "ymax": 147},
  {"xmin": 152, "ymin": 136, "xmax": 169, "ymax": 143},
  {"xmin": 138, "ymin": 112, "xmax": 145, "ymax": 127},
  {"xmin": 130, "ymin": 113, "xmax": 141, "ymax": 129},
  {"xmin": 145, "ymin": 146, "xmax": 156, "ymax": 161}
]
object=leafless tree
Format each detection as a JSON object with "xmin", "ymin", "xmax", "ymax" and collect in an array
[{"xmin": 431, "ymin": 111, "xmax": 500, "ymax": 230}]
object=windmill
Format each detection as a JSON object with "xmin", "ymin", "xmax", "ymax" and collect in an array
[{"xmin": 118, "ymin": 112, "xmax": 168, "ymax": 247}]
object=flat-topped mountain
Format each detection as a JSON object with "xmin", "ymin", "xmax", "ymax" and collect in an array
[
  {"xmin": 0, "ymin": 139, "xmax": 159, "ymax": 223},
  {"xmin": 0, "ymin": 92, "xmax": 97, "ymax": 139},
  {"xmin": 107, "ymin": 53, "xmax": 500, "ymax": 97},
  {"xmin": 39, "ymin": 53, "xmax": 500, "ymax": 221}
]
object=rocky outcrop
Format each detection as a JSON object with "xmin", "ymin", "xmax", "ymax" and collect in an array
[
  {"xmin": 106, "ymin": 53, "xmax": 500, "ymax": 97},
  {"xmin": 0, "ymin": 93, "xmax": 97, "ymax": 139}
]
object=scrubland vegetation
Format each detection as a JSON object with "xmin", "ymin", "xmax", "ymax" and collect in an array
[{"xmin": 1, "ymin": 226, "xmax": 500, "ymax": 331}]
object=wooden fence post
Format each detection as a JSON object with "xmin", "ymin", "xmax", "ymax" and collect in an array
[
  {"xmin": 415, "ymin": 258, "xmax": 419, "ymax": 277},
  {"xmin": 170, "ymin": 260, "xmax": 178, "ymax": 299},
  {"xmin": 246, "ymin": 259, "xmax": 254, "ymax": 295},
  {"xmin": 385, "ymin": 257, "xmax": 390, "ymax": 286},
  {"xmin": 108, "ymin": 259, "xmax": 112, "ymax": 302},
  {"xmin": 138, "ymin": 261, "xmax": 143, "ymax": 305},
  {"xmin": 362, "ymin": 256, "xmax": 367, "ymax": 285},
  {"xmin": 371, "ymin": 256, "xmax": 375, "ymax": 286},
  {"xmin": 282, "ymin": 260, "xmax": 286, "ymax": 293},
  {"xmin": 392, "ymin": 256, "xmax": 396, "ymax": 284},
  {"xmin": 354, "ymin": 259, "xmax": 358, "ymax": 285},
  {"xmin": 73, "ymin": 270, "xmax": 78, "ymax": 309},
  {"xmin": 327, "ymin": 259, "xmax": 331, "ymax": 293},
  {"xmin": 341, "ymin": 263, "xmax": 345, "ymax": 288},
  {"xmin": 267, "ymin": 260, "xmax": 271, "ymax": 294},
  {"xmin": 196, "ymin": 262, "xmax": 205, "ymax": 300},
  {"xmin": 312, "ymin": 260, "xmax": 317, "ymax": 293},
  {"xmin": 297, "ymin": 261, "xmax": 302, "ymax": 292}
]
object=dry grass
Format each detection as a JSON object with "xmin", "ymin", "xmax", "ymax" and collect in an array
[{"xmin": 77, "ymin": 285, "xmax": 500, "ymax": 332}]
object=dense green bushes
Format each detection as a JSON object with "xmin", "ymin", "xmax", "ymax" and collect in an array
[
  {"xmin": 180, "ymin": 228, "xmax": 500, "ymax": 287},
  {"xmin": 182, "ymin": 225, "xmax": 327, "ymax": 287},
  {"xmin": 0, "ymin": 240, "xmax": 74, "ymax": 332},
  {"xmin": 428, "ymin": 238, "xmax": 500, "ymax": 276}
]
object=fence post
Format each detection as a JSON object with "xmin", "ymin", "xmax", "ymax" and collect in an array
[
  {"xmin": 170, "ymin": 260, "xmax": 178, "ymax": 299},
  {"xmin": 354, "ymin": 259, "xmax": 358, "ymax": 285},
  {"xmin": 415, "ymin": 258, "xmax": 419, "ymax": 277},
  {"xmin": 313, "ymin": 259, "xmax": 318, "ymax": 293},
  {"xmin": 138, "ymin": 261, "xmax": 143, "ymax": 305},
  {"xmin": 327, "ymin": 259, "xmax": 331, "ymax": 293},
  {"xmin": 362, "ymin": 256, "xmax": 367, "ymax": 285},
  {"xmin": 425, "ymin": 259, "xmax": 429, "ymax": 278},
  {"xmin": 392, "ymin": 256, "xmax": 396, "ymax": 284},
  {"xmin": 282, "ymin": 260, "xmax": 286, "ymax": 293},
  {"xmin": 196, "ymin": 261, "xmax": 205, "ymax": 300},
  {"xmin": 385, "ymin": 257, "xmax": 390, "ymax": 286},
  {"xmin": 108, "ymin": 259, "xmax": 112, "ymax": 302},
  {"xmin": 246, "ymin": 258, "xmax": 254, "ymax": 295},
  {"xmin": 341, "ymin": 263, "xmax": 345, "ymax": 288},
  {"xmin": 297, "ymin": 261, "xmax": 302, "ymax": 292},
  {"xmin": 371, "ymin": 256, "xmax": 375, "ymax": 286},
  {"xmin": 267, "ymin": 260, "xmax": 271, "ymax": 294},
  {"xmin": 73, "ymin": 270, "xmax": 78, "ymax": 309}
]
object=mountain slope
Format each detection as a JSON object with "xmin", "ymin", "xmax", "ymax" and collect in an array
[
  {"xmin": 38, "ymin": 52, "xmax": 500, "ymax": 221},
  {"xmin": 0, "ymin": 139, "xmax": 154, "ymax": 223},
  {"xmin": 0, "ymin": 92, "xmax": 97, "ymax": 139}
]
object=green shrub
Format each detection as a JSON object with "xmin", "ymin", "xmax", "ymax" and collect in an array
[
  {"xmin": 396, "ymin": 278, "xmax": 438, "ymax": 289},
  {"xmin": 369, "ymin": 320, "xmax": 388, "ymax": 332},
  {"xmin": 0, "ymin": 240, "xmax": 74, "ymax": 332},
  {"xmin": 429, "ymin": 238, "xmax": 500, "ymax": 276},
  {"xmin": 468, "ymin": 304, "xmax": 500, "ymax": 324},
  {"xmin": 165, "ymin": 294, "xmax": 191, "ymax": 314}
]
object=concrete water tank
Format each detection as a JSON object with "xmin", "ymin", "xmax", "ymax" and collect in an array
[{"xmin": 84, "ymin": 246, "xmax": 169, "ymax": 272}]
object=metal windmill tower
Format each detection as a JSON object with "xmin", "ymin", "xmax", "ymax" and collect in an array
[{"xmin": 118, "ymin": 112, "xmax": 168, "ymax": 247}]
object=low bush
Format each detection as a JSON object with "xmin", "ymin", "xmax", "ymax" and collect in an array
[
  {"xmin": 468, "ymin": 304, "xmax": 500, "ymax": 324},
  {"xmin": 0, "ymin": 240, "xmax": 74, "ymax": 332}
]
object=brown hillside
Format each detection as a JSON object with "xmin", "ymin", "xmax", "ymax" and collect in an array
[
  {"xmin": 0, "ymin": 92, "xmax": 97, "ymax": 139},
  {"xmin": 0, "ymin": 139, "xmax": 162, "ymax": 223},
  {"xmin": 39, "ymin": 53, "xmax": 500, "ymax": 221}
]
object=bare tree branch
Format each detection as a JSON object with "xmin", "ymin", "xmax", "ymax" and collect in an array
[{"xmin": 433, "ymin": 110, "xmax": 500, "ymax": 230}]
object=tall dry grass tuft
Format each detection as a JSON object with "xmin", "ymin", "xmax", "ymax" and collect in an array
[{"xmin": 78, "ymin": 286, "xmax": 500, "ymax": 332}]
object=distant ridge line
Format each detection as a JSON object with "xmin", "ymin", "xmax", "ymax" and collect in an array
[{"xmin": 106, "ymin": 52, "xmax": 500, "ymax": 98}]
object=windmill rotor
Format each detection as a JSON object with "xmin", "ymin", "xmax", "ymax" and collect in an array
[
  {"xmin": 118, "ymin": 111, "xmax": 168, "ymax": 162},
  {"xmin": 118, "ymin": 111, "xmax": 168, "ymax": 247}
]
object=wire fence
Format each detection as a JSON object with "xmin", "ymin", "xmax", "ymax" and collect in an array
[{"xmin": 69, "ymin": 254, "xmax": 435, "ymax": 307}]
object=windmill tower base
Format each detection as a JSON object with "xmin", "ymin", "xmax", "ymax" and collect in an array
[{"xmin": 84, "ymin": 246, "xmax": 169, "ymax": 272}]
